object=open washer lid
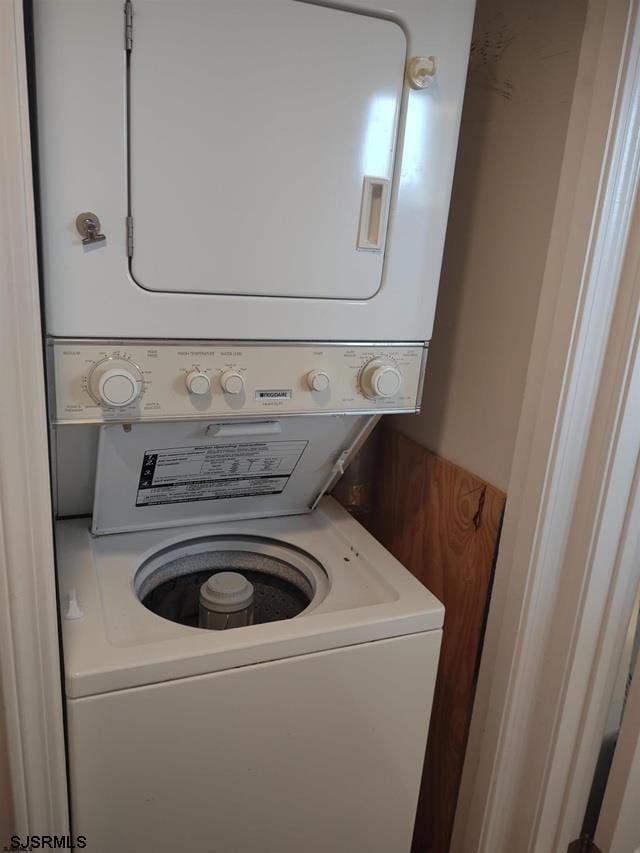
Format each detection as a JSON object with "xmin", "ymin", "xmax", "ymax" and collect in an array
[{"xmin": 91, "ymin": 415, "xmax": 376, "ymax": 535}]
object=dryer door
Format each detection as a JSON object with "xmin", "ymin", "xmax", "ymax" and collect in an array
[{"xmin": 128, "ymin": 0, "xmax": 405, "ymax": 300}]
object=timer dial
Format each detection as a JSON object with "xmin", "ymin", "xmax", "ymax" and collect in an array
[
  {"xmin": 361, "ymin": 359, "xmax": 402, "ymax": 399},
  {"xmin": 88, "ymin": 357, "xmax": 143, "ymax": 408},
  {"xmin": 221, "ymin": 370, "xmax": 244, "ymax": 395},
  {"xmin": 185, "ymin": 370, "xmax": 211, "ymax": 396}
]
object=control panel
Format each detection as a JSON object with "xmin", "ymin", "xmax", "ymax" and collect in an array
[{"xmin": 48, "ymin": 340, "xmax": 427, "ymax": 424}]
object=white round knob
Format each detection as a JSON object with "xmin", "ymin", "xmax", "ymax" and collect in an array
[
  {"xmin": 306, "ymin": 370, "xmax": 330, "ymax": 392},
  {"xmin": 221, "ymin": 370, "xmax": 244, "ymax": 395},
  {"xmin": 361, "ymin": 360, "xmax": 402, "ymax": 399},
  {"xmin": 98, "ymin": 368, "xmax": 139, "ymax": 407},
  {"xmin": 88, "ymin": 357, "xmax": 143, "ymax": 408},
  {"xmin": 185, "ymin": 370, "xmax": 211, "ymax": 396}
]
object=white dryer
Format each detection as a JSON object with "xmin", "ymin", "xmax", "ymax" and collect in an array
[
  {"xmin": 56, "ymin": 419, "xmax": 444, "ymax": 853},
  {"xmin": 33, "ymin": 0, "xmax": 474, "ymax": 342}
]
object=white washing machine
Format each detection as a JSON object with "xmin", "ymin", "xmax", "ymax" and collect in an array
[{"xmin": 56, "ymin": 419, "xmax": 443, "ymax": 852}]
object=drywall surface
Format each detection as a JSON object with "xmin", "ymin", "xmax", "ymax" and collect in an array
[{"xmin": 395, "ymin": 0, "xmax": 587, "ymax": 491}]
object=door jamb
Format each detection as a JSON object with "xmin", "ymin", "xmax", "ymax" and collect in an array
[
  {"xmin": 452, "ymin": 0, "xmax": 640, "ymax": 849},
  {"xmin": 0, "ymin": 0, "xmax": 69, "ymax": 837}
]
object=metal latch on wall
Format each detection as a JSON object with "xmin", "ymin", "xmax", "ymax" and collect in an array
[{"xmin": 75, "ymin": 212, "xmax": 106, "ymax": 246}]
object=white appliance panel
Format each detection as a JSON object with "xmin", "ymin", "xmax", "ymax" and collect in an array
[
  {"xmin": 129, "ymin": 0, "xmax": 404, "ymax": 299},
  {"xmin": 66, "ymin": 632, "xmax": 440, "ymax": 853},
  {"xmin": 91, "ymin": 417, "xmax": 375, "ymax": 534},
  {"xmin": 50, "ymin": 340, "xmax": 426, "ymax": 423},
  {"xmin": 33, "ymin": 0, "xmax": 476, "ymax": 340}
]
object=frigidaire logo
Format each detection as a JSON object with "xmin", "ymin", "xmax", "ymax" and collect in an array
[
  {"xmin": 4, "ymin": 837, "xmax": 87, "ymax": 851},
  {"xmin": 255, "ymin": 389, "xmax": 292, "ymax": 400}
]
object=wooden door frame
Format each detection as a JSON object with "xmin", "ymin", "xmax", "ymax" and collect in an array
[
  {"xmin": 2, "ymin": 0, "xmax": 640, "ymax": 847},
  {"xmin": 452, "ymin": 0, "xmax": 640, "ymax": 850}
]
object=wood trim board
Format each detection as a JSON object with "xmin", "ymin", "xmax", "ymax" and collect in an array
[{"xmin": 338, "ymin": 425, "xmax": 505, "ymax": 853}]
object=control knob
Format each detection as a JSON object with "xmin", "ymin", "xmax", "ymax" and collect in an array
[
  {"xmin": 88, "ymin": 357, "xmax": 143, "ymax": 408},
  {"xmin": 361, "ymin": 359, "xmax": 402, "ymax": 399},
  {"xmin": 221, "ymin": 370, "xmax": 245, "ymax": 395},
  {"xmin": 185, "ymin": 370, "xmax": 211, "ymax": 396},
  {"xmin": 306, "ymin": 370, "xmax": 330, "ymax": 392}
]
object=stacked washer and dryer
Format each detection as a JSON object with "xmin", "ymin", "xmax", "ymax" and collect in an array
[{"xmin": 33, "ymin": 1, "xmax": 475, "ymax": 850}]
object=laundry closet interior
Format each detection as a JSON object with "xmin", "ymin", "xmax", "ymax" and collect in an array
[{"xmin": 18, "ymin": 0, "xmax": 589, "ymax": 851}]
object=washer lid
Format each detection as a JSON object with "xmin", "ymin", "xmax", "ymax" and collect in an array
[{"xmin": 91, "ymin": 415, "xmax": 376, "ymax": 535}]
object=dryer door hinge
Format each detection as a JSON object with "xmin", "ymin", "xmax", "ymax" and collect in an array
[
  {"xmin": 126, "ymin": 216, "xmax": 134, "ymax": 257},
  {"xmin": 125, "ymin": 0, "xmax": 133, "ymax": 51}
]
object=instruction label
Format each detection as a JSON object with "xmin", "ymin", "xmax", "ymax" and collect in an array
[{"xmin": 135, "ymin": 440, "xmax": 307, "ymax": 506}]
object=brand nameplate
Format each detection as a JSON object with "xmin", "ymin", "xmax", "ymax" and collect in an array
[{"xmin": 255, "ymin": 389, "xmax": 293, "ymax": 401}]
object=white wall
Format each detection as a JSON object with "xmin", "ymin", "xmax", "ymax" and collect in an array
[{"xmin": 395, "ymin": 0, "xmax": 587, "ymax": 492}]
